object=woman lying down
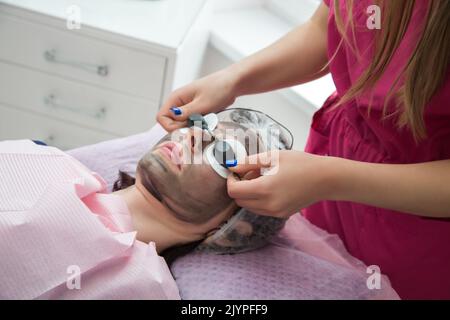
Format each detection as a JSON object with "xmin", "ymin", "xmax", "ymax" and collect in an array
[{"xmin": 0, "ymin": 109, "xmax": 291, "ymax": 299}]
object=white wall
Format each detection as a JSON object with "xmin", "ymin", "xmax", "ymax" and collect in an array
[
  {"xmin": 211, "ymin": 0, "xmax": 263, "ymax": 12},
  {"xmin": 211, "ymin": 0, "xmax": 321, "ymax": 25},
  {"xmin": 264, "ymin": 0, "xmax": 321, "ymax": 25},
  {"xmin": 200, "ymin": 45, "xmax": 313, "ymax": 150}
]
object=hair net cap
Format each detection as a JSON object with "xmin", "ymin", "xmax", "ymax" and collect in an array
[
  {"xmin": 198, "ymin": 208, "xmax": 287, "ymax": 254},
  {"xmin": 197, "ymin": 108, "xmax": 294, "ymax": 254}
]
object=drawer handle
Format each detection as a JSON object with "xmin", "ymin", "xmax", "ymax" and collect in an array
[
  {"xmin": 44, "ymin": 50, "xmax": 109, "ymax": 77},
  {"xmin": 44, "ymin": 94, "xmax": 107, "ymax": 120}
]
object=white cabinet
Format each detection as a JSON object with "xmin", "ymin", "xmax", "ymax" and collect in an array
[
  {"xmin": 0, "ymin": 103, "xmax": 114, "ymax": 150},
  {"xmin": 0, "ymin": 0, "xmax": 211, "ymax": 150}
]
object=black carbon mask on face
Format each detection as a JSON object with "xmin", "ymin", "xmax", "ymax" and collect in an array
[
  {"xmin": 136, "ymin": 119, "xmax": 264, "ymax": 225},
  {"xmin": 137, "ymin": 108, "xmax": 293, "ymax": 244},
  {"xmin": 137, "ymin": 141, "xmax": 233, "ymax": 224}
]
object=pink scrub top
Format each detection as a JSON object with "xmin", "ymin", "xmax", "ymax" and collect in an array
[{"xmin": 303, "ymin": 0, "xmax": 450, "ymax": 299}]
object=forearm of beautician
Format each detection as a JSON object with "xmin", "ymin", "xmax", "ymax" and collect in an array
[
  {"xmin": 329, "ymin": 158, "xmax": 450, "ymax": 218},
  {"xmin": 227, "ymin": 2, "xmax": 330, "ymax": 97}
]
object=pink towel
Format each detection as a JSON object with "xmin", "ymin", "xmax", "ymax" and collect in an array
[{"xmin": 0, "ymin": 140, "xmax": 180, "ymax": 300}]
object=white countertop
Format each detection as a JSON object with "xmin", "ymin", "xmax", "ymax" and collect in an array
[{"xmin": 0, "ymin": 0, "xmax": 206, "ymax": 49}]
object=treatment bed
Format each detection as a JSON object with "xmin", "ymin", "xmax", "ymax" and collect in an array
[{"xmin": 67, "ymin": 125, "xmax": 399, "ymax": 300}]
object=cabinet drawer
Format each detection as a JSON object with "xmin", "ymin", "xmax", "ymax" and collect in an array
[
  {"xmin": 0, "ymin": 12, "xmax": 166, "ymax": 101},
  {"xmin": 0, "ymin": 104, "xmax": 116, "ymax": 150},
  {"xmin": 0, "ymin": 62, "xmax": 158, "ymax": 136}
]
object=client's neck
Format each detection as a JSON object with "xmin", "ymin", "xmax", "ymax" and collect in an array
[{"xmin": 113, "ymin": 185, "xmax": 186, "ymax": 253}]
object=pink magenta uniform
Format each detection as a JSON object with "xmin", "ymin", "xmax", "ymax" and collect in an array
[{"xmin": 304, "ymin": 0, "xmax": 450, "ymax": 299}]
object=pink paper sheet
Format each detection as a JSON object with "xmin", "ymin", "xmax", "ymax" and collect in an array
[{"xmin": 0, "ymin": 140, "xmax": 179, "ymax": 300}]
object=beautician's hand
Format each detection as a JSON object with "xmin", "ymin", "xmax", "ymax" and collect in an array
[
  {"xmin": 227, "ymin": 151, "xmax": 336, "ymax": 218},
  {"xmin": 157, "ymin": 69, "xmax": 238, "ymax": 131}
]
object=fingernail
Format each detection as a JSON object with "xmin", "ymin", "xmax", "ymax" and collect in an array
[
  {"xmin": 170, "ymin": 107, "xmax": 182, "ymax": 116},
  {"xmin": 225, "ymin": 159, "xmax": 238, "ymax": 168}
]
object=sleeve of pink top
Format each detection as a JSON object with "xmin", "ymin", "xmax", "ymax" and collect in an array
[{"xmin": 0, "ymin": 140, "xmax": 180, "ymax": 300}]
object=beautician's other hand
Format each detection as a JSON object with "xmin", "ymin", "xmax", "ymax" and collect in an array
[
  {"xmin": 157, "ymin": 69, "xmax": 238, "ymax": 132},
  {"xmin": 227, "ymin": 151, "xmax": 337, "ymax": 218}
]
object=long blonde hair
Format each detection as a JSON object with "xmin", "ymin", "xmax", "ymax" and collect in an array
[{"xmin": 332, "ymin": 0, "xmax": 450, "ymax": 140}]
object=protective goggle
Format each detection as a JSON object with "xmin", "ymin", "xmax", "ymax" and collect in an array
[
  {"xmin": 187, "ymin": 113, "xmax": 246, "ymax": 179},
  {"xmin": 187, "ymin": 108, "xmax": 294, "ymax": 179}
]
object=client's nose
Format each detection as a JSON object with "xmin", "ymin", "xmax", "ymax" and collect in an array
[{"xmin": 183, "ymin": 128, "xmax": 206, "ymax": 160}]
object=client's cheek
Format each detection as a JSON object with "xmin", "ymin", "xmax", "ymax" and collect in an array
[
  {"xmin": 196, "ymin": 173, "xmax": 228, "ymax": 199},
  {"xmin": 196, "ymin": 178, "xmax": 231, "ymax": 210}
]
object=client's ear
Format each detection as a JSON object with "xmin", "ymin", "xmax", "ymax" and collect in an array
[
  {"xmin": 199, "ymin": 218, "xmax": 254, "ymax": 248},
  {"xmin": 196, "ymin": 208, "xmax": 287, "ymax": 254},
  {"xmin": 201, "ymin": 218, "xmax": 231, "ymax": 245},
  {"xmin": 205, "ymin": 227, "xmax": 221, "ymax": 238}
]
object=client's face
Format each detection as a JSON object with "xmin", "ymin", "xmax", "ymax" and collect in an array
[{"xmin": 137, "ymin": 122, "xmax": 261, "ymax": 226}]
